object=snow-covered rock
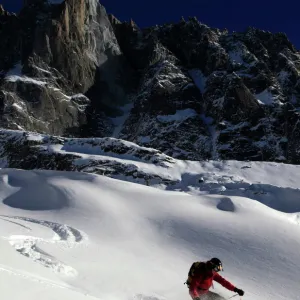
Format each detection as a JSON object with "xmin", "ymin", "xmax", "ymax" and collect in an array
[{"xmin": 0, "ymin": 129, "xmax": 177, "ymax": 187}]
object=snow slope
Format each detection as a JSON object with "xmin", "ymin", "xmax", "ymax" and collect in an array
[{"xmin": 0, "ymin": 160, "xmax": 300, "ymax": 300}]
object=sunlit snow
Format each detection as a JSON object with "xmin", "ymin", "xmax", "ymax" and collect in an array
[{"xmin": 0, "ymin": 157, "xmax": 299, "ymax": 300}]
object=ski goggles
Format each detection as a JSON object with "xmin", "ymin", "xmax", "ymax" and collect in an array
[{"xmin": 213, "ymin": 264, "xmax": 223, "ymax": 272}]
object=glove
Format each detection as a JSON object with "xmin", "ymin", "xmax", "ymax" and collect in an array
[{"xmin": 234, "ymin": 288, "xmax": 244, "ymax": 296}]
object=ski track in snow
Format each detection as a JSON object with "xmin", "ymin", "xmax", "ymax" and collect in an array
[
  {"xmin": 0, "ymin": 166, "xmax": 299, "ymax": 300},
  {"xmin": 0, "ymin": 263, "xmax": 102, "ymax": 300},
  {"xmin": 0, "ymin": 216, "xmax": 87, "ymax": 277}
]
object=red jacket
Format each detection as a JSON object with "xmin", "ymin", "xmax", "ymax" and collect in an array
[{"xmin": 189, "ymin": 265, "xmax": 235, "ymax": 298}]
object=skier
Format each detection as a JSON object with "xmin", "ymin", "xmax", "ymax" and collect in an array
[{"xmin": 185, "ymin": 258, "xmax": 244, "ymax": 299}]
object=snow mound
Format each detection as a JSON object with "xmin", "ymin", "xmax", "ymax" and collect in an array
[
  {"xmin": 1, "ymin": 172, "xmax": 69, "ymax": 210},
  {"xmin": 216, "ymin": 197, "xmax": 235, "ymax": 212}
]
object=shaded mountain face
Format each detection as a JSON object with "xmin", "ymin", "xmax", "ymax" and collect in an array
[
  {"xmin": 1, "ymin": 2, "xmax": 300, "ymax": 164},
  {"xmin": 0, "ymin": 0, "xmax": 131, "ymax": 136}
]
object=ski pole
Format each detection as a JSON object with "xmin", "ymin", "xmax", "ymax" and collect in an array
[{"xmin": 228, "ymin": 295, "xmax": 243, "ymax": 300}]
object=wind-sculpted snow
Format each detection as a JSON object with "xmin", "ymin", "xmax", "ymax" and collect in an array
[
  {"xmin": 2, "ymin": 173, "xmax": 69, "ymax": 211},
  {"xmin": 4, "ymin": 216, "xmax": 84, "ymax": 243},
  {"xmin": 0, "ymin": 216, "xmax": 86, "ymax": 276},
  {"xmin": 0, "ymin": 166, "xmax": 300, "ymax": 300},
  {"xmin": 192, "ymin": 172, "xmax": 300, "ymax": 214}
]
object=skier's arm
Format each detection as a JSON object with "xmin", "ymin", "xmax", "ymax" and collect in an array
[{"xmin": 213, "ymin": 273, "xmax": 235, "ymax": 291}]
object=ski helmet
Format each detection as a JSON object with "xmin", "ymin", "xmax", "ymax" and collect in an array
[{"xmin": 209, "ymin": 257, "xmax": 223, "ymax": 272}]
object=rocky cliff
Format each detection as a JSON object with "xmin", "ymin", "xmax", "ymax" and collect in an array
[
  {"xmin": 1, "ymin": 1, "xmax": 300, "ymax": 165},
  {"xmin": 0, "ymin": 0, "xmax": 131, "ymax": 137},
  {"xmin": 112, "ymin": 17, "xmax": 300, "ymax": 163}
]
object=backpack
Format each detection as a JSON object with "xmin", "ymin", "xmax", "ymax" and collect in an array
[{"xmin": 184, "ymin": 261, "xmax": 206, "ymax": 287}]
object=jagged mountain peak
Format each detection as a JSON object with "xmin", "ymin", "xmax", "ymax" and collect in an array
[
  {"xmin": 110, "ymin": 14, "xmax": 300, "ymax": 163},
  {"xmin": 0, "ymin": 4, "xmax": 11, "ymax": 15}
]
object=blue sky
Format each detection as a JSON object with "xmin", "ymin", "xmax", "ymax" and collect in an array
[{"xmin": 3, "ymin": 0, "xmax": 300, "ymax": 49}]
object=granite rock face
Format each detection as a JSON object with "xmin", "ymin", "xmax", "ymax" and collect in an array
[{"xmin": 0, "ymin": 0, "xmax": 131, "ymax": 136}]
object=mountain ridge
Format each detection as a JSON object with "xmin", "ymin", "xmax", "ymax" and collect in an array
[{"xmin": 0, "ymin": 0, "xmax": 300, "ymax": 165}]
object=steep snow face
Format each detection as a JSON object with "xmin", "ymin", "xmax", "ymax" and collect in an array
[
  {"xmin": 188, "ymin": 69, "xmax": 207, "ymax": 93},
  {"xmin": 1, "ymin": 161, "xmax": 300, "ymax": 300}
]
